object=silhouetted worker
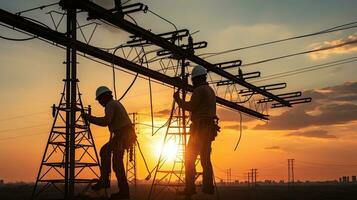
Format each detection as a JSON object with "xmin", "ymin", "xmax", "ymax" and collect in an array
[
  {"xmin": 173, "ymin": 65, "xmax": 219, "ymax": 197},
  {"xmin": 83, "ymin": 86, "xmax": 136, "ymax": 199}
]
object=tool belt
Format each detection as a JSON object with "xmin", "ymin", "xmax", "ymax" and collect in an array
[
  {"xmin": 112, "ymin": 123, "xmax": 137, "ymax": 151},
  {"xmin": 190, "ymin": 116, "xmax": 220, "ymax": 141}
]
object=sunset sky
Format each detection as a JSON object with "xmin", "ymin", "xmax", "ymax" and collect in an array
[{"xmin": 1, "ymin": 0, "xmax": 357, "ymax": 183}]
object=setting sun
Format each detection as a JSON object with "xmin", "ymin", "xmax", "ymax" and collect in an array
[{"xmin": 155, "ymin": 139, "xmax": 179, "ymax": 161}]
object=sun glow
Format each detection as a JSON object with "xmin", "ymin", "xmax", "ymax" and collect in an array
[{"xmin": 155, "ymin": 139, "xmax": 178, "ymax": 161}]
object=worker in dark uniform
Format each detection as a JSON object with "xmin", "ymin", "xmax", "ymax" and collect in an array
[
  {"xmin": 83, "ymin": 86, "xmax": 136, "ymax": 199},
  {"xmin": 173, "ymin": 65, "xmax": 219, "ymax": 197}
]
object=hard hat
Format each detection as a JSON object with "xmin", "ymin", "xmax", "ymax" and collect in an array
[
  {"xmin": 95, "ymin": 86, "xmax": 112, "ymax": 100},
  {"xmin": 191, "ymin": 65, "xmax": 207, "ymax": 79}
]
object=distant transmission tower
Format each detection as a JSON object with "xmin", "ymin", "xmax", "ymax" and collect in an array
[
  {"xmin": 126, "ymin": 113, "xmax": 138, "ymax": 187},
  {"xmin": 288, "ymin": 159, "xmax": 295, "ymax": 184}
]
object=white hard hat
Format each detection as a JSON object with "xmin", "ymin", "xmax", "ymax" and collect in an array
[
  {"xmin": 95, "ymin": 86, "xmax": 112, "ymax": 100},
  {"xmin": 191, "ymin": 65, "xmax": 207, "ymax": 79}
]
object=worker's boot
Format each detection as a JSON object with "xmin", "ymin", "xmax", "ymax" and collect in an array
[{"xmin": 91, "ymin": 178, "xmax": 110, "ymax": 191}]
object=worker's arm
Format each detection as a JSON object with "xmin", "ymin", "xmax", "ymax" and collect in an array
[
  {"xmin": 174, "ymin": 88, "xmax": 202, "ymax": 111},
  {"xmin": 86, "ymin": 103, "xmax": 114, "ymax": 126}
]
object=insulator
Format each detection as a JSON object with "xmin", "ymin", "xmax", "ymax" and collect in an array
[
  {"xmin": 52, "ymin": 104, "xmax": 56, "ymax": 118},
  {"xmin": 238, "ymin": 68, "xmax": 243, "ymax": 79}
]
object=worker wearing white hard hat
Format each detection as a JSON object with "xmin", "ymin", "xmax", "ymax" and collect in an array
[
  {"xmin": 83, "ymin": 86, "xmax": 136, "ymax": 199},
  {"xmin": 191, "ymin": 64, "xmax": 207, "ymax": 79},
  {"xmin": 95, "ymin": 86, "xmax": 112, "ymax": 100},
  {"xmin": 173, "ymin": 65, "xmax": 219, "ymax": 197}
]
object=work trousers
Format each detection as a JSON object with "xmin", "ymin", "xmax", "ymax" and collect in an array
[
  {"xmin": 185, "ymin": 133, "xmax": 214, "ymax": 194},
  {"xmin": 100, "ymin": 136, "xmax": 129, "ymax": 194}
]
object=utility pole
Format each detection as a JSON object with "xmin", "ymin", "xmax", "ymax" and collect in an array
[
  {"xmin": 288, "ymin": 159, "xmax": 295, "ymax": 184},
  {"xmin": 253, "ymin": 168, "xmax": 257, "ymax": 186},
  {"xmin": 227, "ymin": 168, "xmax": 232, "ymax": 184},
  {"xmin": 247, "ymin": 172, "xmax": 251, "ymax": 186}
]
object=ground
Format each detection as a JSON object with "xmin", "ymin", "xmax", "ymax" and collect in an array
[{"xmin": 0, "ymin": 183, "xmax": 357, "ymax": 200}]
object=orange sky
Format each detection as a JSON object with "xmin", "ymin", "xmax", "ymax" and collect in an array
[{"xmin": 1, "ymin": 0, "xmax": 357, "ymax": 183}]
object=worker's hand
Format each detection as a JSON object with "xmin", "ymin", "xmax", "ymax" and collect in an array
[{"xmin": 173, "ymin": 91, "xmax": 180, "ymax": 101}]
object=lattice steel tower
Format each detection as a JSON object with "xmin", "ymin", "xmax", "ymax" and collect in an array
[{"xmin": 32, "ymin": 5, "xmax": 100, "ymax": 199}]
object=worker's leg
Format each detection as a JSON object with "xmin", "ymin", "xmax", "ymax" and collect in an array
[
  {"xmin": 113, "ymin": 147, "xmax": 130, "ymax": 195},
  {"xmin": 100, "ymin": 142, "xmax": 111, "ymax": 181},
  {"xmin": 200, "ymin": 139, "xmax": 214, "ymax": 194},
  {"xmin": 92, "ymin": 142, "xmax": 111, "ymax": 190},
  {"xmin": 185, "ymin": 134, "xmax": 201, "ymax": 195}
]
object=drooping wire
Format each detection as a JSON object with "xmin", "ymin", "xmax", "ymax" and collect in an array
[
  {"xmin": 146, "ymin": 9, "xmax": 178, "ymax": 31},
  {"xmin": 15, "ymin": 2, "xmax": 60, "ymax": 16},
  {"xmin": 0, "ymin": 35, "xmax": 36, "ymax": 41},
  {"xmin": 0, "ymin": 16, "xmax": 50, "ymax": 41},
  {"xmin": 234, "ymin": 112, "xmax": 243, "ymax": 151}
]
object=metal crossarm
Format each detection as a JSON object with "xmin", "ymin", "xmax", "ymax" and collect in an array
[
  {"xmin": 64, "ymin": 0, "xmax": 291, "ymax": 107},
  {"xmin": 272, "ymin": 97, "xmax": 312, "ymax": 108},
  {"xmin": 257, "ymin": 91, "xmax": 302, "ymax": 104},
  {"xmin": 215, "ymin": 59, "xmax": 242, "ymax": 69},
  {"xmin": 216, "ymin": 71, "xmax": 261, "ymax": 86},
  {"xmin": 0, "ymin": 8, "xmax": 268, "ymax": 120}
]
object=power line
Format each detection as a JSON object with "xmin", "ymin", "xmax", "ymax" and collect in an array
[
  {"xmin": 0, "ymin": 111, "xmax": 47, "ymax": 122},
  {"xmin": 241, "ymin": 38, "xmax": 357, "ymax": 67},
  {"xmin": 252, "ymin": 56, "xmax": 357, "ymax": 83},
  {"xmin": 15, "ymin": 2, "xmax": 60, "ymax": 16},
  {"xmin": 298, "ymin": 160, "xmax": 357, "ymax": 167},
  {"xmin": 199, "ymin": 21, "xmax": 357, "ymax": 58},
  {"xmin": 0, "ymin": 35, "xmax": 36, "ymax": 41},
  {"xmin": 0, "ymin": 123, "xmax": 49, "ymax": 133},
  {"xmin": 0, "ymin": 132, "xmax": 47, "ymax": 142}
]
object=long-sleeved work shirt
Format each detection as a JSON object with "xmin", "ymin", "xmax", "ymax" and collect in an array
[
  {"xmin": 89, "ymin": 99, "xmax": 132, "ymax": 133},
  {"xmin": 176, "ymin": 83, "xmax": 216, "ymax": 122}
]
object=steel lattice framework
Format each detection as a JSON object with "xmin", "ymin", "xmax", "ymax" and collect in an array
[{"xmin": 0, "ymin": 0, "xmax": 311, "ymax": 199}]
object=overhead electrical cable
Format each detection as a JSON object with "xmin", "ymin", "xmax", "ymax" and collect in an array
[
  {"xmin": 240, "ymin": 39, "xmax": 357, "ymax": 67},
  {"xmin": 252, "ymin": 56, "xmax": 357, "ymax": 83},
  {"xmin": 199, "ymin": 21, "xmax": 357, "ymax": 58}
]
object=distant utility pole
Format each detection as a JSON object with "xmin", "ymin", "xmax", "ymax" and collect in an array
[
  {"xmin": 247, "ymin": 172, "xmax": 251, "ymax": 186},
  {"xmin": 248, "ymin": 168, "xmax": 257, "ymax": 187},
  {"xmin": 288, "ymin": 159, "xmax": 295, "ymax": 184},
  {"xmin": 253, "ymin": 168, "xmax": 258, "ymax": 186},
  {"xmin": 227, "ymin": 168, "xmax": 232, "ymax": 184}
]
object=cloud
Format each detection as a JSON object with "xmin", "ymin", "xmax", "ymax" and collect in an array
[
  {"xmin": 264, "ymin": 146, "xmax": 280, "ymax": 150},
  {"xmin": 309, "ymin": 33, "xmax": 357, "ymax": 60},
  {"xmin": 154, "ymin": 108, "xmax": 171, "ymax": 117},
  {"xmin": 286, "ymin": 130, "xmax": 337, "ymax": 139},
  {"xmin": 223, "ymin": 124, "xmax": 248, "ymax": 130},
  {"xmin": 254, "ymin": 81, "xmax": 357, "ymax": 130}
]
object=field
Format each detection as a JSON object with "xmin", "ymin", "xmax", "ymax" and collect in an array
[{"xmin": 1, "ymin": 183, "xmax": 357, "ymax": 200}]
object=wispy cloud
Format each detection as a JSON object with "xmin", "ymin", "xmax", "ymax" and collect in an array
[
  {"xmin": 309, "ymin": 33, "xmax": 357, "ymax": 60},
  {"xmin": 223, "ymin": 124, "xmax": 248, "ymax": 130},
  {"xmin": 286, "ymin": 130, "xmax": 337, "ymax": 139},
  {"xmin": 264, "ymin": 146, "xmax": 281, "ymax": 150},
  {"xmin": 254, "ymin": 81, "xmax": 357, "ymax": 130}
]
